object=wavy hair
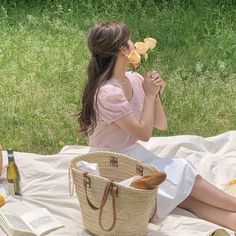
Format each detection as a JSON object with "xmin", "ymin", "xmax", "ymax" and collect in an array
[{"xmin": 76, "ymin": 21, "xmax": 131, "ymax": 136}]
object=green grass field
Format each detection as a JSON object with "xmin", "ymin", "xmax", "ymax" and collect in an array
[{"xmin": 0, "ymin": 0, "xmax": 236, "ymax": 154}]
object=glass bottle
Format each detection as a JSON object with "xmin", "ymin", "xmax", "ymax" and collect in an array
[{"xmin": 6, "ymin": 148, "xmax": 21, "ymax": 195}]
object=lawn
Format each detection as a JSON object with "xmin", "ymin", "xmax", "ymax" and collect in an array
[{"xmin": 0, "ymin": 0, "xmax": 236, "ymax": 154}]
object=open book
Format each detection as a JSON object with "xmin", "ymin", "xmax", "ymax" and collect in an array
[{"xmin": 0, "ymin": 206, "xmax": 64, "ymax": 236}]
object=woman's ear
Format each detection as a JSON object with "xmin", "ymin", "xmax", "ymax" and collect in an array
[{"xmin": 120, "ymin": 46, "xmax": 130, "ymax": 57}]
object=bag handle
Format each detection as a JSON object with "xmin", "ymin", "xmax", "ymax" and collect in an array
[
  {"xmin": 99, "ymin": 181, "xmax": 117, "ymax": 232},
  {"xmin": 83, "ymin": 172, "xmax": 101, "ymax": 210},
  {"xmin": 83, "ymin": 172, "xmax": 117, "ymax": 231}
]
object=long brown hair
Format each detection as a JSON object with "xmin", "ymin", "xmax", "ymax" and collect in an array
[{"xmin": 77, "ymin": 21, "xmax": 131, "ymax": 136}]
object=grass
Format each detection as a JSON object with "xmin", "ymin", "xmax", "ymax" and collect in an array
[{"xmin": 0, "ymin": 0, "xmax": 235, "ymax": 154}]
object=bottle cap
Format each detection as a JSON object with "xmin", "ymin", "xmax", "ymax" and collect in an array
[
  {"xmin": 7, "ymin": 148, "xmax": 14, "ymax": 162},
  {"xmin": 7, "ymin": 148, "xmax": 13, "ymax": 155}
]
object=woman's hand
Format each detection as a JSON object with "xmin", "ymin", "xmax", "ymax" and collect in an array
[
  {"xmin": 150, "ymin": 70, "xmax": 165, "ymax": 94},
  {"xmin": 142, "ymin": 71, "xmax": 160, "ymax": 97}
]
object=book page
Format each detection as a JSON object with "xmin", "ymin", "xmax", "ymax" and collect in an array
[
  {"xmin": 21, "ymin": 208, "xmax": 64, "ymax": 236},
  {"xmin": 1, "ymin": 213, "xmax": 32, "ymax": 232}
]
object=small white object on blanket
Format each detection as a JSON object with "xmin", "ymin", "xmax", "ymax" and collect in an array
[
  {"xmin": 76, "ymin": 161, "xmax": 100, "ymax": 176},
  {"xmin": 119, "ymin": 176, "xmax": 141, "ymax": 188}
]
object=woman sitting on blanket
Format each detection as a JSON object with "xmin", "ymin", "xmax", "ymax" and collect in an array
[{"xmin": 77, "ymin": 21, "xmax": 236, "ymax": 231}]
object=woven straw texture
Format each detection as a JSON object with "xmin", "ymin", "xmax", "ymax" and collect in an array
[{"xmin": 70, "ymin": 151, "xmax": 158, "ymax": 236}]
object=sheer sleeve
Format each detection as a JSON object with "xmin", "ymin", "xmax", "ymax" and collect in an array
[{"xmin": 96, "ymin": 85, "xmax": 132, "ymax": 124}]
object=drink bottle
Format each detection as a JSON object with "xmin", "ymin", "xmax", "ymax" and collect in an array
[{"xmin": 6, "ymin": 148, "xmax": 21, "ymax": 195}]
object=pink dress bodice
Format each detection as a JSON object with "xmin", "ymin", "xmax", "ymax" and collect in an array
[{"xmin": 89, "ymin": 71, "xmax": 145, "ymax": 150}]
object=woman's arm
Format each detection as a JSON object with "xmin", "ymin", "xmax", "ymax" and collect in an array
[
  {"xmin": 154, "ymin": 93, "xmax": 168, "ymax": 130},
  {"xmin": 150, "ymin": 71, "xmax": 168, "ymax": 130},
  {"xmin": 115, "ymin": 71, "xmax": 159, "ymax": 141},
  {"xmin": 116, "ymin": 95, "xmax": 156, "ymax": 141}
]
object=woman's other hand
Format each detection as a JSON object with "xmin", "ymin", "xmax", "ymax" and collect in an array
[
  {"xmin": 150, "ymin": 70, "xmax": 165, "ymax": 94},
  {"xmin": 143, "ymin": 71, "xmax": 160, "ymax": 97}
]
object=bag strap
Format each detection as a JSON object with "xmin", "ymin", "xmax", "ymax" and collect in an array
[
  {"xmin": 99, "ymin": 181, "xmax": 117, "ymax": 232},
  {"xmin": 83, "ymin": 172, "xmax": 117, "ymax": 231},
  {"xmin": 83, "ymin": 172, "xmax": 100, "ymax": 210}
]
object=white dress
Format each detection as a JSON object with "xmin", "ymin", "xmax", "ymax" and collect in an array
[{"xmin": 90, "ymin": 143, "xmax": 198, "ymax": 218}]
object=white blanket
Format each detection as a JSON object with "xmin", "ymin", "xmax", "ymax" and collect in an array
[{"xmin": 1, "ymin": 131, "xmax": 236, "ymax": 236}]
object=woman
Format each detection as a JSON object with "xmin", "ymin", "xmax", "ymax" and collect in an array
[{"xmin": 77, "ymin": 21, "xmax": 236, "ymax": 231}]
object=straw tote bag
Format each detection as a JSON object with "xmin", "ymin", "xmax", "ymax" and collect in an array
[{"xmin": 69, "ymin": 151, "xmax": 159, "ymax": 236}]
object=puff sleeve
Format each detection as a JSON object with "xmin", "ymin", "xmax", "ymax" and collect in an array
[{"xmin": 97, "ymin": 85, "xmax": 132, "ymax": 124}]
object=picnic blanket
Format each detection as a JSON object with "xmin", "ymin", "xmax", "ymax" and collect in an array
[{"xmin": 1, "ymin": 131, "xmax": 236, "ymax": 236}]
